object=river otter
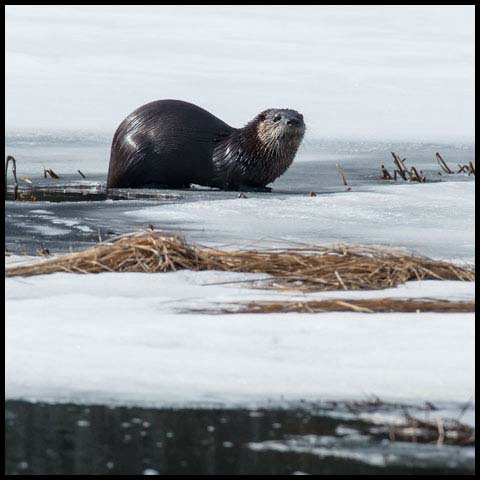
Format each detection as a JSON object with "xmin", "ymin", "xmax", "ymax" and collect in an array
[{"xmin": 107, "ymin": 99, "xmax": 305, "ymax": 191}]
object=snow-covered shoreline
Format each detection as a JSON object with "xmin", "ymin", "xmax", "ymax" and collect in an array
[{"xmin": 5, "ymin": 268, "xmax": 475, "ymax": 409}]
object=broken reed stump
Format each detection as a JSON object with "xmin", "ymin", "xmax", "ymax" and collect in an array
[
  {"xmin": 457, "ymin": 164, "xmax": 473, "ymax": 174},
  {"xmin": 5, "ymin": 231, "xmax": 475, "ymax": 293},
  {"xmin": 381, "ymin": 165, "xmax": 393, "ymax": 180},
  {"xmin": 336, "ymin": 162, "xmax": 347, "ymax": 185},
  {"xmin": 409, "ymin": 166, "xmax": 425, "ymax": 183},
  {"xmin": 5, "ymin": 155, "xmax": 18, "ymax": 200},
  {"xmin": 436, "ymin": 152, "xmax": 453, "ymax": 174},
  {"xmin": 385, "ymin": 152, "xmax": 475, "ymax": 182},
  {"xmin": 336, "ymin": 163, "xmax": 351, "ymax": 191},
  {"xmin": 391, "ymin": 152, "xmax": 408, "ymax": 180},
  {"xmin": 212, "ymin": 298, "xmax": 475, "ymax": 315},
  {"xmin": 45, "ymin": 168, "xmax": 60, "ymax": 179},
  {"xmin": 468, "ymin": 161, "xmax": 475, "ymax": 176}
]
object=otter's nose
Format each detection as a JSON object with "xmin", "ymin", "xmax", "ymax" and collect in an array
[{"xmin": 286, "ymin": 117, "xmax": 302, "ymax": 127}]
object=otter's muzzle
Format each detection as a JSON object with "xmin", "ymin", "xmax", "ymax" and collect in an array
[{"xmin": 285, "ymin": 117, "xmax": 302, "ymax": 127}]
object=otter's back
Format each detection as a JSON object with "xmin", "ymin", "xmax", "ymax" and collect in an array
[{"xmin": 107, "ymin": 99, "xmax": 233, "ymax": 188}]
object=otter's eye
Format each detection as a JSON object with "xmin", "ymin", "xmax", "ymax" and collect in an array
[{"xmin": 273, "ymin": 114, "xmax": 282, "ymax": 122}]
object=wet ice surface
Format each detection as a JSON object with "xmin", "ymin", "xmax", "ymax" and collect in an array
[
  {"xmin": 126, "ymin": 182, "xmax": 475, "ymax": 262},
  {"xmin": 6, "ymin": 180, "xmax": 475, "ymax": 263}
]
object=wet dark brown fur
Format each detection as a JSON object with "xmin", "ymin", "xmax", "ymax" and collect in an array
[{"xmin": 107, "ymin": 99, "xmax": 305, "ymax": 191}]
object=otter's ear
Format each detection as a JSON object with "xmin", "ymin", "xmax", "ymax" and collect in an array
[{"xmin": 257, "ymin": 112, "xmax": 266, "ymax": 121}]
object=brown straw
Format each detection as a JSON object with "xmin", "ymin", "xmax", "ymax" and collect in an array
[
  {"xmin": 209, "ymin": 298, "xmax": 475, "ymax": 315},
  {"xmin": 5, "ymin": 231, "xmax": 475, "ymax": 292}
]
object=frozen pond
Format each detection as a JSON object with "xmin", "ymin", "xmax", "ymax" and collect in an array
[{"xmin": 4, "ymin": 133, "xmax": 475, "ymax": 475}]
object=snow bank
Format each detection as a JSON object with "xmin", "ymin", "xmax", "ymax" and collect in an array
[{"xmin": 5, "ymin": 269, "xmax": 474, "ymax": 408}]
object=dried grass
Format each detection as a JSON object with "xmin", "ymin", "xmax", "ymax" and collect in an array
[
  {"xmin": 4, "ymin": 231, "xmax": 475, "ymax": 292},
  {"xmin": 212, "ymin": 298, "xmax": 475, "ymax": 314}
]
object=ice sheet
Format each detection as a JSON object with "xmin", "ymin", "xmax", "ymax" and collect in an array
[{"xmin": 125, "ymin": 182, "xmax": 475, "ymax": 263}]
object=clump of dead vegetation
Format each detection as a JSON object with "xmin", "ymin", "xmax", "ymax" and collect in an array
[
  {"xmin": 5, "ymin": 231, "xmax": 475, "ymax": 292},
  {"xmin": 212, "ymin": 298, "xmax": 475, "ymax": 314},
  {"xmin": 340, "ymin": 397, "xmax": 475, "ymax": 447},
  {"xmin": 379, "ymin": 415, "xmax": 475, "ymax": 446},
  {"xmin": 381, "ymin": 151, "xmax": 475, "ymax": 182}
]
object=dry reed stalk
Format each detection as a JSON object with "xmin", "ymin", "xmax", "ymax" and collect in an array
[
  {"xmin": 5, "ymin": 155, "xmax": 18, "ymax": 200},
  {"xmin": 381, "ymin": 165, "xmax": 393, "ymax": 180},
  {"xmin": 42, "ymin": 168, "xmax": 60, "ymax": 179},
  {"xmin": 468, "ymin": 161, "xmax": 475, "ymax": 176},
  {"xmin": 409, "ymin": 166, "xmax": 422, "ymax": 182},
  {"xmin": 4, "ymin": 231, "xmax": 475, "ymax": 292},
  {"xmin": 336, "ymin": 162, "xmax": 349, "ymax": 186},
  {"xmin": 391, "ymin": 152, "xmax": 408, "ymax": 180},
  {"xmin": 212, "ymin": 298, "xmax": 475, "ymax": 315},
  {"xmin": 436, "ymin": 152, "xmax": 453, "ymax": 174}
]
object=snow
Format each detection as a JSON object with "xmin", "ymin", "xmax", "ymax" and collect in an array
[
  {"xmin": 6, "ymin": 255, "xmax": 45, "ymax": 266},
  {"xmin": 5, "ymin": 268, "xmax": 475, "ymax": 408},
  {"xmin": 125, "ymin": 182, "xmax": 475, "ymax": 263}
]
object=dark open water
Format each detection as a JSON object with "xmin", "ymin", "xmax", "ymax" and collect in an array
[{"xmin": 5, "ymin": 400, "xmax": 475, "ymax": 475}]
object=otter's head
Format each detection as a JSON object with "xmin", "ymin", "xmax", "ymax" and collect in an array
[
  {"xmin": 254, "ymin": 108, "xmax": 306, "ymax": 152},
  {"xmin": 214, "ymin": 107, "xmax": 306, "ymax": 188}
]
